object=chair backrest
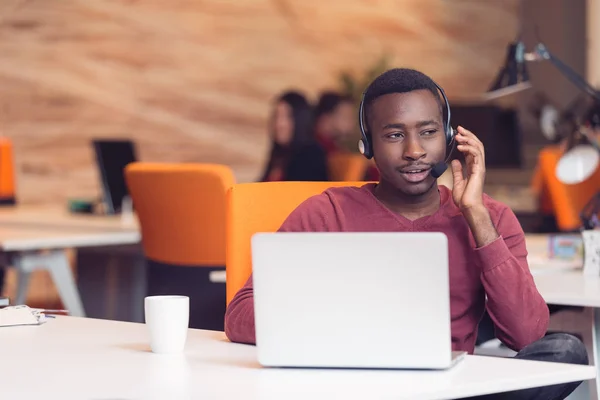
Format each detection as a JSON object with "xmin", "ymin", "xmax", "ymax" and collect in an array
[
  {"xmin": 0, "ymin": 138, "xmax": 16, "ymax": 204},
  {"xmin": 327, "ymin": 151, "xmax": 367, "ymax": 181},
  {"xmin": 125, "ymin": 162, "xmax": 235, "ymax": 266},
  {"xmin": 536, "ymin": 147, "xmax": 600, "ymax": 231},
  {"xmin": 225, "ymin": 180, "xmax": 366, "ymax": 304}
]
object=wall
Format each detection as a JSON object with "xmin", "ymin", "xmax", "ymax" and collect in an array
[{"xmin": 0, "ymin": 0, "xmax": 520, "ymax": 204}]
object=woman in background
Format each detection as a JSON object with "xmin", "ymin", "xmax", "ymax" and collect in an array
[{"xmin": 259, "ymin": 91, "xmax": 329, "ymax": 182}]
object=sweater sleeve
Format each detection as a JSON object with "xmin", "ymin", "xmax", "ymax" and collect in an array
[
  {"xmin": 475, "ymin": 206, "xmax": 549, "ymax": 351},
  {"xmin": 224, "ymin": 193, "xmax": 339, "ymax": 344}
]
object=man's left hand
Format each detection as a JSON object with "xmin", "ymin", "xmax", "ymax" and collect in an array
[
  {"xmin": 451, "ymin": 126, "xmax": 499, "ymax": 248},
  {"xmin": 451, "ymin": 126, "xmax": 486, "ymax": 211}
]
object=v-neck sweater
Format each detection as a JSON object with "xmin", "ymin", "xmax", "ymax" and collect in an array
[{"xmin": 224, "ymin": 183, "xmax": 549, "ymax": 353}]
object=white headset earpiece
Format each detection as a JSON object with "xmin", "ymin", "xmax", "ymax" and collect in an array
[{"xmin": 358, "ymin": 140, "xmax": 366, "ymax": 155}]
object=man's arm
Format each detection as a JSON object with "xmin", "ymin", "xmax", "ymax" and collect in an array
[
  {"xmin": 451, "ymin": 127, "xmax": 549, "ymax": 350},
  {"xmin": 474, "ymin": 206, "xmax": 549, "ymax": 351},
  {"xmin": 224, "ymin": 275, "xmax": 256, "ymax": 344},
  {"xmin": 224, "ymin": 192, "xmax": 340, "ymax": 344}
]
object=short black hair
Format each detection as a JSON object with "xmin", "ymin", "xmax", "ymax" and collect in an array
[
  {"xmin": 363, "ymin": 68, "xmax": 444, "ymax": 128},
  {"xmin": 315, "ymin": 91, "xmax": 354, "ymax": 119}
]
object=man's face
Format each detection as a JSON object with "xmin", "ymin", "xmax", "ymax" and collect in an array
[{"xmin": 368, "ymin": 90, "xmax": 446, "ymax": 197}]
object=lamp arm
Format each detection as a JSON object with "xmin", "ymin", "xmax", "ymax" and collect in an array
[
  {"xmin": 524, "ymin": 44, "xmax": 600, "ymax": 230},
  {"xmin": 532, "ymin": 43, "xmax": 600, "ymax": 103},
  {"xmin": 532, "ymin": 44, "xmax": 600, "ymax": 152}
]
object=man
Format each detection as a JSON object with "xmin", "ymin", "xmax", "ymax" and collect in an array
[
  {"xmin": 225, "ymin": 68, "xmax": 588, "ymax": 400},
  {"xmin": 313, "ymin": 91, "xmax": 356, "ymax": 153}
]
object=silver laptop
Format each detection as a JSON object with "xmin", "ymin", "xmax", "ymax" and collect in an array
[{"xmin": 251, "ymin": 232, "xmax": 466, "ymax": 370}]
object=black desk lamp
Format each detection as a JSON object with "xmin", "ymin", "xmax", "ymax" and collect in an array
[{"xmin": 485, "ymin": 40, "xmax": 600, "ymax": 230}]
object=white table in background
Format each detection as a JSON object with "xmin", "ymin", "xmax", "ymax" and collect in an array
[
  {"xmin": 0, "ymin": 316, "xmax": 594, "ymax": 400},
  {"xmin": 0, "ymin": 224, "xmax": 141, "ymax": 317},
  {"xmin": 0, "ymin": 205, "xmax": 226, "ymax": 320},
  {"xmin": 0, "ymin": 203, "xmax": 141, "ymax": 316},
  {"xmin": 533, "ymin": 270, "xmax": 600, "ymax": 398},
  {"xmin": 0, "ymin": 204, "xmax": 140, "ymax": 231}
]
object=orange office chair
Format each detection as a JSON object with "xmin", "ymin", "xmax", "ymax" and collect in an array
[
  {"xmin": 225, "ymin": 180, "xmax": 367, "ymax": 305},
  {"xmin": 125, "ymin": 162, "xmax": 235, "ymax": 330},
  {"xmin": 327, "ymin": 151, "xmax": 368, "ymax": 181},
  {"xmin": 533, "ymin": 146, "xmax": 600, "ymax": 231},
  {"xmin": 0, "ymin": 137, "xmax": 16, "ymax": 205}
]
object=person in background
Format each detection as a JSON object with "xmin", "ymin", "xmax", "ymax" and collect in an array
[
  {"xmin": 314, "ymin": 91, "xmax": 382, "ymax": 181},
  {"xmin": 313, "ymin": 91, "xmax": 356, "ymax": 153},
  {"xmin": 259, "ymin": 91, "xmax": 329, "ymax": 182},
  {"xmin": 228, "ymin": 68, "xmax": 587, "ymax": 400}
]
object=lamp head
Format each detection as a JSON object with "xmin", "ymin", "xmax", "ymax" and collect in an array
[
  {"xmin": 484, "ymin": 41, "xmax": 533, "ymax": 100},
  {"xmin": 556, "ymin": 144, "xmax": 600, "ymax": 184}
]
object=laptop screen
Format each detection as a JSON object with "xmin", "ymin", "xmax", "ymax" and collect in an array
[{"xmin": 92, "ymin": 139, "xmax": 137, "ymax": 214}]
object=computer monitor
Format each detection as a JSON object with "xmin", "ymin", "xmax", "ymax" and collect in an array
[
  {"xmin": 92, "ymin": 139, "xmax": 137, "ymax": 214},
  {"xmin": 450, "ymin": 105, "xmax": 522, "ymax": 168}
]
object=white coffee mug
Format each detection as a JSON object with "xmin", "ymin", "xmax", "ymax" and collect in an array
[{"xmin": 144, "ymin": 295, "xmax": 190, "ymax": 354}]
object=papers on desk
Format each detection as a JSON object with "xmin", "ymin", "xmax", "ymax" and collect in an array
[
  {"xmin": 548, "ymin": 234, "xmax": 584, "ymax": 258},
  {"xmin": 527, "ymin": 234, "xmax": 584, "ymax": 275},
  {"xmin": 0, "ymin": 306, "xmax": 48, "ymax": 327}
]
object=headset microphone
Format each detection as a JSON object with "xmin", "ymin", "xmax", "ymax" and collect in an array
[
  {"xmin": 430, "ymin": 162, "xmax": 448, "ymax": 179},
  {"xmin": 429, "ymin": 133, "xmax": 456, "ymax": 178}
]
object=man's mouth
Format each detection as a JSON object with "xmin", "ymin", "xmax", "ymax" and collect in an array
[
  {"xmin": 403, "ymin": 168, "xmax": 429, "ymax": 174},
  {"xmin": 398, "ymin": 166, "xmax": 432, "ymax": 183}
]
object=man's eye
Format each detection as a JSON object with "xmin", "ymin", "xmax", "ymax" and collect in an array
[
  {"xmin": 387, "ymin": 133, "xmax": 403, "ymax": 139},
  {"xmin": 422, "ymin": 130, "xmax": 437, "ymax": 136}
]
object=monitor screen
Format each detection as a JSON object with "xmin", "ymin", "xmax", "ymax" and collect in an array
[
  {"xmin": 449, "ymin": 105, "xmax": 522, "ymax": 168},
  {"xmin": 92, "ymin": 139, "xmax": 137, "ymax": 214}
]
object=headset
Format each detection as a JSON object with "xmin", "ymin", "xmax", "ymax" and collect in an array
[{"xmin": 357, "ymin": 81, "xmax": 456, "ymax": 178}]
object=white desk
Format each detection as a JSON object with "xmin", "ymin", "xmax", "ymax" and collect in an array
[
  {"xmin": 0, "ymin": 225, "xmax": 139, "ymax": 252},
  {"xmin": 535, "ymin": 271, "xmax": 600, "ymax": 308},
  {"xmin": 0, "ymin": 206, "xmax": 141, "ymax": 319},
  {"xmin": 0, "ymin": 224, "xmax": 141, "ymax": 319},
  {"xmin": 0, "ymin": 206, "xmax": 226, "ymax": 319},
  {"xmin": 0, "ymin": 204, "xmax": 140, "ymax": 231},
  {"xmin": 0, "ymin": 316, "xmax": 594, "ymax": 400},
  {"xmin": 0, "ymin": 205, "xmax": 140, "ymax": 251},
  {"xmin": 532, "ymin": 270, "xmax": 600, "ymax": 400}
]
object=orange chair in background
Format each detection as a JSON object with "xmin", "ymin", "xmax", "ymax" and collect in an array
[
  {"xmin": 225, "ymin": 181, "xmax": 366, "ymax": 305},
  {"xmin": 125, "ymin": 162, "xmax": 235, "ymax": 330},
  {"xmin": 0, "ymin": 137, "xmax": 16, "ymax": 205},
  {"xmin": 533, "ymin": 146, "xmax": 600, "ymax": 231},
  {"xmin": 327, "ymin": 151, "xmax": 368, "ymax": 181}
]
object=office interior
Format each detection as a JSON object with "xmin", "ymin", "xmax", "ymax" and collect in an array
[{"xmin": 0, "ymin": 0, "xmax": 600, "ymax": 398}]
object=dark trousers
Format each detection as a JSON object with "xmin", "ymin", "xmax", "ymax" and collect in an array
[
  {"xmin": 464, "ymin": 333, "xmax": 589, "ymax": 400},
  {"xmin": 476, "ymin": 306, "xmax": 579, "ymax": 346}
]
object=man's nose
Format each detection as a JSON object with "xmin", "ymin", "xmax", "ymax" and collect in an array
[{"xmin": 403, "ymin": 137, "xmax": 426, "ymax": 161}]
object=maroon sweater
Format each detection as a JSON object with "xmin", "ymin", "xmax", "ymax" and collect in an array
[{"xmin": 225, "ymin": 183, "xmax": 549, "ymax": 353}]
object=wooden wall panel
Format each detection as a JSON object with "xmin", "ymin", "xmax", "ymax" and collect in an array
[{"xmin": 0, "ymin": 0, "xmax": 518, "ymax": 204}]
